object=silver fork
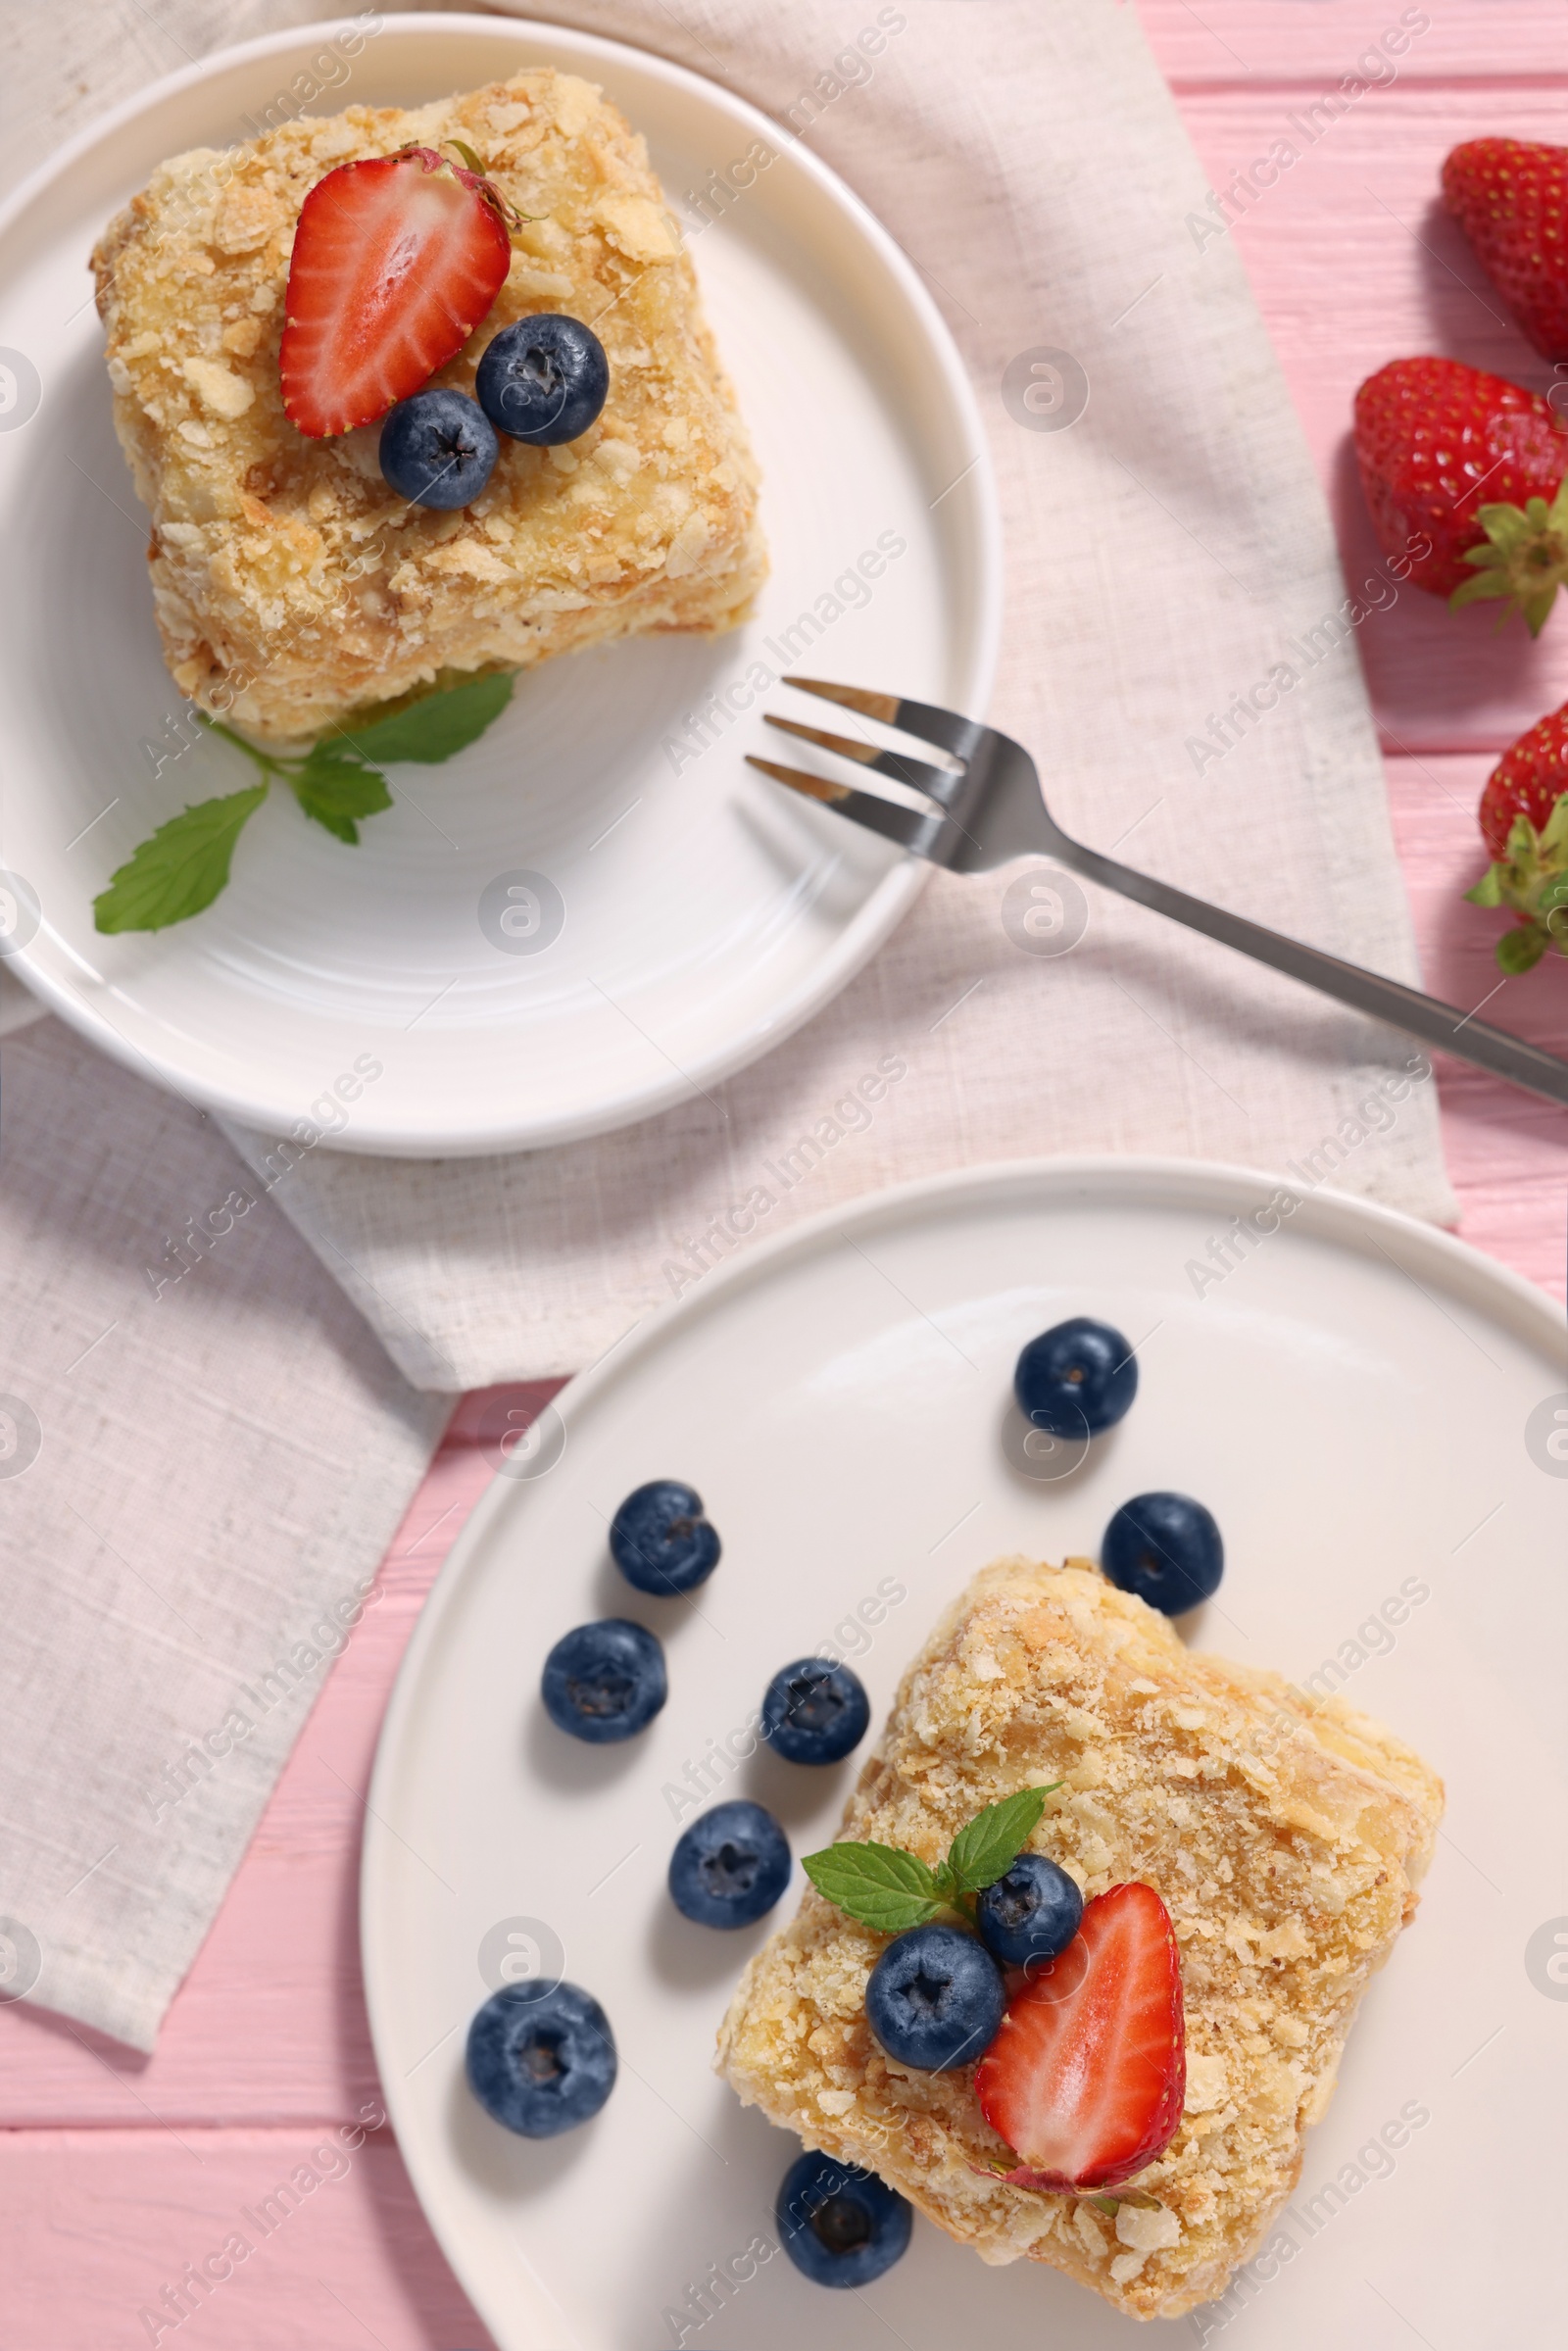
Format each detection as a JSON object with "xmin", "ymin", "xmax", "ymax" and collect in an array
[{"xmin": 747, "ymin": 677, "xmax": 1568, "ymax": 1110}]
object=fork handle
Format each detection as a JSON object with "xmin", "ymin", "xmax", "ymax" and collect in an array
[{"xmin": 1055, "ymin": 836, "xmax": 1568, "ymax": 1109}]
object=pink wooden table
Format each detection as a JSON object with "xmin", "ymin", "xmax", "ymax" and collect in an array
[{"xmin": 6, "ymin": 7, "xmax": 1565, "ymax": 2341}]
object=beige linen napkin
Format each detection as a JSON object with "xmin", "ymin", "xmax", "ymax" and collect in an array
[
  {"xmin": 196, "ymin": 0, "xmax": 1457, "ymax": 1388},
  {"xmin": 0, "ymin": 1018, "xmax": 447, "ymax": 2050}
]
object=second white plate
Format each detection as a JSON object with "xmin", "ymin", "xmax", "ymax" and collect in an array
[
  {"xmin": 363, "ymin": 1156, "xmax": 1567, "ymax": 2350},
  {"xmin": 0, "ymin": 13, "xmax": 998, "ymax": 1152}
]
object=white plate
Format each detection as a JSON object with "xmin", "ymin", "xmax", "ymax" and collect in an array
[
  {"xmin": 362, "ymin": 1156, "xmax": 1568, "ymax": 2350},
  {"xmin": 0, "ymin": 14, "xmax": 998, "ymax": 1154}
]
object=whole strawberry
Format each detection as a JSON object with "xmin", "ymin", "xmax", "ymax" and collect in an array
[
  {"xmin": 1353, "ymin": 357, "xmax": 1568, "ymax": 632},
  {"xmin": 1465, "ymin": 703, "xmax": 1568, "ymax": 970},
  {"xmin": 1443, "ymin": 138, "xmax": 1568, "ymax": 363}
]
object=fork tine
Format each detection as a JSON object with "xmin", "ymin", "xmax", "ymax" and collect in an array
[
  {"xmin": 778, "ymin": 678, "xmax": 900, "ymax": 724},
  {"xmin": 763, "ymin": 715, "xmax": 963, "ymax": 806},
  {"xmin": 745, "ymin": 756, "xmax": 949, "ymax": 859},
  {"xmin": 783, "ymin": 675, "xmax": 987, "ymax": 759}
]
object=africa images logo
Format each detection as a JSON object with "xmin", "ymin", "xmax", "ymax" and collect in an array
[{"xmin": 1524, "ymin": 1391, "xmax": 1568, "ymax": 1477}]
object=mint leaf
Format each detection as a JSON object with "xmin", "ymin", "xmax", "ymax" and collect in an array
[
  {"xmin": 94, "ymin": 785, "xmax": 269, "ymax": 933},
  {"xmin": 803, "ymin": 1842, "xmax": 945, "ymax": 1934},
  {"xmin": 334, "ymin": 669, "xmax": 514, "ymax": 766},
  {"xmin": 291, "ymin": 749, "xmax": 393, "ymax": 844},
  {"xmin": 946, "ymin": 1784, "xmax": 1062, "ymax": 1897}
]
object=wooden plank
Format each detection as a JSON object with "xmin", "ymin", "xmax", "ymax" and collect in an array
[
  {"xmin": 0, "ymin": 2128, "xmax": 496, "ymax": 2350},
  {"xmin": 1137, "ymin": 0, "xmax": 1568, "ymax": 87},
  {"xmin": 1170, "ymin": 84, "xmax": 1568, "ymax": 753}
]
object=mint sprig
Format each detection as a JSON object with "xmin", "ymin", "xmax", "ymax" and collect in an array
[
  {"xmin": 95, "ymin": 670, "xmax": 514, "ymax": 934},
  {"xmin": 803, "ymin": 1784, "xmax": 1062, "ymax": 1936}
]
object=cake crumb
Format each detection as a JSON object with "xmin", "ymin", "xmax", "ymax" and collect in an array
[
  {"xmin": 1116, "ymin": 2203, "xmax": 1181, "ymax": 2253},
  {"xmin": 181, "ymin": 356, "xmax": 253, "ymax": 418}
]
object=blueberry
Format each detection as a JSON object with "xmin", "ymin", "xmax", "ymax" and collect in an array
[
  {"xmin": 378, "ymin": 387, "xmax": 498, "ymax": 509},
  {"xmin": 864, "ymin": 1923, "xmax": 1005, "ymax": 2071},
  {"xmin": 466, "ymin": 1980, "xmax": 615, "ymax": 2136},
  {"xmin": 760, "ymin": 1658, "xmax": 869, "ymax": 1765},
  {"xmin": 1014, "ymin": 1315, "xmax": 1138, "ymax": 1439},
  {"xmin": 776, "ymin": 2150, "xmax": 912, "ymax": 2287},
  {"xmin": 1102, "ymin": 1491, "xmax": 1224, "ymax": 1614},
  {"xmin": 541, "ymin": 1619, "xmax": 666, "ymax": 1742},
  {"xmin": 476, "ymin": 314, "xmax": 610, "ymax": 446},
  {"xmin": 609, "ymin": 1480, "xmax": 720, "ymax": 1595},
  {"xmin": 668, "ymin": 1799, "xmax": 790, "ymax": 1928},
  {"xmin": 975, "ymin": 1852, "xmax": 1084, "ymax": 1971}
]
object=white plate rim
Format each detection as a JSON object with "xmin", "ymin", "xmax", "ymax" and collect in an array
[
  {"xmin": 0, "ymin": 10, "xmax": 1002, "ymax": 1154},
  {"xmin": 360, "ymin": 1150, "xmax": 1564, "ymax": 2347}
]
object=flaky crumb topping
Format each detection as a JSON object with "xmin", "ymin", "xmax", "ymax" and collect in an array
[{"xmin": 718, "ymin": 1555, "xmax": 1443, "ymax": 2321}]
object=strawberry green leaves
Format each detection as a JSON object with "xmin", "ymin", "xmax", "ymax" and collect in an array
[
  {"xmin": 1464, "ymin": 789, "xmax": 1568, "ymax": 970},
  {"xmin": 1452, "ymin": 479, "xmax": 1568, "ymax": 635},
  {"xmin": 803, "ymin": 1784, "xmax": 1062, "ymax": 1936},
  {"xmin": 94, "ymin": 671, "xmax": 514, "ymax": 933},
  {"xmin": 94, "ymin": 785, "xmax": 270, "ymax": 934}
]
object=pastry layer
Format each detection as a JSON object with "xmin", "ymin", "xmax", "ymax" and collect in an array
[
  {"xmin": 718, "ymin": 1556, "xmax": 1442, "ymax": 2321},
  {"xmin": 92, "ymin": 69, "xmax": 765, "ymax": 742}
]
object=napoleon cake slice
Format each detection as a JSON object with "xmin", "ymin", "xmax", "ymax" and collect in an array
[
  {"xmin": 91, "ymin": 68, "xmax": 765, "ymax": 744},
  {"xmin": 718, "ymin": 1555, "xmax": 1442, "ymax": 2321}
]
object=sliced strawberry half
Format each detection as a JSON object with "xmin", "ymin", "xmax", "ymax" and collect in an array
[
  {"xmin": 974, "ymin": 1882, "xmax": 1185, "ymax": 2192},
  {"xmin": 280, "ymin": 146, "xmax": 512, "ymax": 438}
]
